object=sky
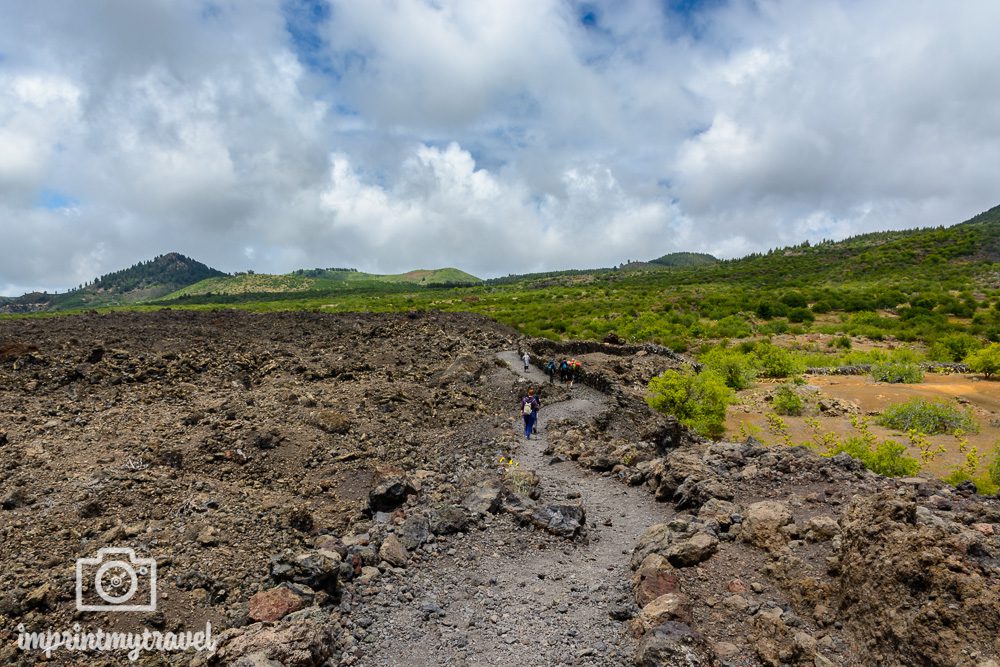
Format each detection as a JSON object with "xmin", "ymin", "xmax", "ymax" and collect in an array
[{"xmin": 1, "ymin": 0, "xmax": 999, "ymax": 294}]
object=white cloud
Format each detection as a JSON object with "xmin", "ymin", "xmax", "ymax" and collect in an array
[{"xmin": 0, "ymin": 0, "xmax": 999, "ymax": 292}]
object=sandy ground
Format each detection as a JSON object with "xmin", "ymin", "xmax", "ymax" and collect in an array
[{"xmin": 727, "ymin": 373, "xmax": 1000, "ymax": 476}]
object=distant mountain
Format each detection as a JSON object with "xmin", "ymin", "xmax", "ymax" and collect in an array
[
  {"xmin": 648, "ymin": 252, "xmax": 719, "ymax": 267},
  {"xmin": 0, "ymin": 252, "xmax": 226, "ymax": 313}
]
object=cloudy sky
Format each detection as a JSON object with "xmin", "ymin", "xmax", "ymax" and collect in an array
[{"xmin": 1, "ymin": 0, "xmax": 999, "ymax": 294}]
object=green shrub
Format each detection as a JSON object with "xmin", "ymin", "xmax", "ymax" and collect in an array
[
  {"xmin": 832, "ymin": 335, "xmax": 852, "ymax": 350},
  {"xmin": 929, "ymin": 333, "xmax": 981, "ymax": 362},
  {"xmin": 988, "ymin": 443, "xmax": 1000, "ymax": 488},
  {"xmin": 866, "ymin": 440, "xmax": 922, "ymax": 477},
  {"xmin": 876, "ymin": 398, "xmax": 978, "ymax": 435},
  {"xmin": 772, "ymin": 384, "xmax": 804, "ymax": 416},
  {"xmin": 870, "ymin": 360, "xmax": 923, "ymax": 383},
  {"xmin": 700, "ymin": 346, "xmax": 758, "ymax": 390},
  {"xmin": 787, "ymin": 307, "xmax": 815, "ymax": 324},
  {"xmin": 647, "ymin": 369, "xmax": 733, "ymax": 438},
  {"xmin": 712, "ymin": 315, "xmax": 753, "ymax": 339},
  {"xmin": 966, "ymin": 343, "xmax": 1000, "ymax": 378},
  {"xmin": 752, "ymin": 343, "xmax": 803, "ymax": 378},
  {"xmin": 824, "ymin": 437, "xmax": 920, "ymax": 477}
]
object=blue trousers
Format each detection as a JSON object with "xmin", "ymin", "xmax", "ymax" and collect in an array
[{"xmin": 523, "ymin": 411, "xmax": 537, "ymax": 438}]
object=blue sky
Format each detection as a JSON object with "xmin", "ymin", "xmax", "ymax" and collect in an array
[{"xmin": 1, "ymin": 0, "xmax": 999, "ymax": 294}]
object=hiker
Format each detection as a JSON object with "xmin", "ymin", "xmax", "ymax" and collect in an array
[
  {"xmin": 519, "ymin": 387, "xmax": 540, "ymax": 439},
  {"xmin": 567, "ymin": 358, "xmax": 581, "ymax": 388},
  {"xmin": 545, "ymin": 358, "xmax": 557, "ymax": 384},
  {"xmin": 522, "ymin": 351, "xmax": 531, "ymax": 371},
  {"xmin": 558, "ymin": 358, "xmax": 569, "ymax": 383}
]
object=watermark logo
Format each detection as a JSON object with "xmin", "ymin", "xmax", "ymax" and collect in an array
[
  {"xmin": 16, "ymin": 547, "xmax": 217, "ymax": 662},
  {"xmin": 76, "ymin": 547, "xmax": 157, "ymax": 612}
]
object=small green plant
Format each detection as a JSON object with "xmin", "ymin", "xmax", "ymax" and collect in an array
[
  {"xmin": 907, "ymin": 429, "xmax": 946, "ymax": 464},
  {"xmin": 772, "ymin": 384, "xmax": 805, "ymax": 416},
  {"xmin": 765, "ymin": 413, "xmax": 793, "ymax": 447},
  {"xmin": 989, "ymin": 442, "xmax": 1000, "ymax": 488},
  {"xmin": 803, "ymin": 417, "xmax": 840, "ymax": 451},
  {"xmin": 647, "ymin": 369, "xmax": 734, "ymax": 438},
  {"xmin": 877, "ymin": 398, "xmax": 978, "ymax": 435},
  {"xmin": 819, "ymin": 416, "xmax": 921, "ymax": 477},
  {"xmin": 966, "ymin": 343, "xmax": 1000, "ymax": 378},
  {"xmin": 737, "ymin": 420, "xmax": 767, "ymax": 444}
]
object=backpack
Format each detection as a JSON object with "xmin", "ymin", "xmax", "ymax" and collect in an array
[{"xmin": 522, "ymin": 400, "xmax": 533, "ymax": 416}]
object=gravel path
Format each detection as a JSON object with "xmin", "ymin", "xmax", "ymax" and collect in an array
[{"xmin": 355, "ymin": 352, "xmax": 671, "ymax": 666}]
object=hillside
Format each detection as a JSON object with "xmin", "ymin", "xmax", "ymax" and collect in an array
[
  {"xmin": 648, "ymin": 251, "xmax": 719, "ymax": 267},
  {"xmin": 164, "ymin": 266, "xmax": 481, "ymax": 299},
  {"xmin": 0, "ymin": 252, "xmax": 226, "ymax": 313},
  {"xmin": 138, "ymin": 203, "xmax": 1000, "ymax": 350}
]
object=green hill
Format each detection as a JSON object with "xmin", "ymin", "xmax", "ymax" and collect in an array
[
  {"xmin": 649, "ymin": 252, "xmax": 719, "ymax": 267},
  {"xmin": 164, "ymin": 267, "xmax": 481, "ymax": 299},
  {"xmin": 0, "ymin": 252, "xmax": 226, "ymax": 313}
]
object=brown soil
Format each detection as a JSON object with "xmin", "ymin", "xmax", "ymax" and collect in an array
[
  {"xmin": 1, "ymin": 311, "xmax": 997, "ymax": 667},
  {"xmin": 728, "ymin": 373, "xmax": 1000, "ymax": 476}
]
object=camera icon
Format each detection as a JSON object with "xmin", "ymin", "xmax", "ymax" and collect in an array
[{"xmin": 75, "ymin": 547, "xmax": 157, "ymax": 612}]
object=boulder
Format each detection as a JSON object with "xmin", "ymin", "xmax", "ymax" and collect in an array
[
  {"xmin": 632, "ymin": 593, "xmax": 693, "ymax": 635},
  {"xmin": 378, "ymin": 533, "xmax": 408, "ymax": 568},
  {"xmin": 248, "ymin": 584, "xmax": 313, "ymax": 623},
  {"xmin": 632, "ymin": 553, "xmax": 681, "ymax": 607},
  {"xmin": 193, "ymin": 620, "xmax": 340, "ymax": 667},
  {"xmin": 663, "ymin": 532, "xmax": 718, "ymax": 567},
  {"xmin": 428, "ymin": 505, "xmax": 471, "ymax": 535},
  {"xmin": 740, "ymin": 501, "xmax": 794, "ymax": 552},
  {"xmin": 270, "ymin": 550, "xmax": 340, "ymax": 594},
  {"xmin": 395, "ymin": 514, "xmax": 431, "ymax": 551},
  {"xmin": 529, "ymin": 503, "xmax": 586, "ymax": 538},
  {"xmin": 698, "ymin": 498, "xmax": 739, "ymax": 530},
  {"xmin": 634, "ymin": 621, "xmax": 719, "ymax": 667},
  {"xmin": 462, "ymin": 482, "xmax": 501, "ymax": 515},
  {"xmin": 368, "ymin": 466, "xmax": 416, "ymax": 512},
  {"xmin": 804, "ymin": 515, "xmax": 840, "ymax": 542}
]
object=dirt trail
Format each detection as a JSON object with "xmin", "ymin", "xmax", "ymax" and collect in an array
[{"xmin": 355, "ymin": 352, "xmax": 671, "ymax": 666}]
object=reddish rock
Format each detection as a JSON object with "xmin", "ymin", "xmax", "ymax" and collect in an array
[
  {"xmin": 632, "ymin": 553, "xmax": 681, "ymax": 607},
  {"xmin": 248, "ymin": 584, "xmax": 312, "ymax": 622}
]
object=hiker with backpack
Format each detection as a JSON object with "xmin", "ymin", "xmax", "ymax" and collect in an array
[
  {"xmin": 567, "ymin": 358, "xmax": 581, "ymax": 388},
  {"xmin": 519, "ymin": 387, "xmax": 540, "ymax": 439},
  {"xmin": 558, "ymin": 358, "xmax": 569, "ymax": 383},
  {"xmin": 545, "ymin": 358, "xmax": 557, "ymax": 384}
]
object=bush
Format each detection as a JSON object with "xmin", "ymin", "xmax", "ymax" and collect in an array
[
  {"xmin": 772, "ymin": 385, "xmax": 804, "ymax": 416},
  {"xmin": 928, "ymin": 333, "xmax": 981, "ymax": 362},
  {"xmin": 870, "ymin": 360, "xmax": 923, "ymax": 384},
  {"xmin": 866, "ymin": 440, "xmax": 922, "ymax": 477},
  {"xmin": 752, "ymin": 343, "xmax": 803, "ymax": 378},
  {"xmin": 700, "ymin": 346, "xmax": 758, "ymax": 390},
  {"xmin": 647, "ymin": 369, "xmax": 733, "ymax": 438},
  {"xmin": 825, "ymin": 437, "xmax": 920, "ymax": 477},
  {"xmin": 876, "ymin": 398, "xmax": 978, "ymax": 435},
  {"xmin": 712, "ymin": 315, "xmax": 753, "ymax": 339},
  {"xmin": 966, "ymin": 343, "xmax": 1000, "ymax": 378},
  {"xmin": 786, "ymin": 307, "xmax": 815, "ymax": 324}
]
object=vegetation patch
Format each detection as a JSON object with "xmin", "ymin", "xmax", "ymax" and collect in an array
[
  {"xmin": 646, "ymin": 369, "xmax": 733, "ymax": 439},
  {"xmin": 876, "ymin": 398, "xmax": 979, "ymax": 436}
]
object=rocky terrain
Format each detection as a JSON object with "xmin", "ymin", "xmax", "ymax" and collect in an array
[{"xmin": 0, "ymin": 311, "xmax": 997, "ymax": 666}]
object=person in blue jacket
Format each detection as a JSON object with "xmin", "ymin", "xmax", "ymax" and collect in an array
[{"xmin": 519, "ymin": 387, "xmax": 540, "ymax": 439}]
